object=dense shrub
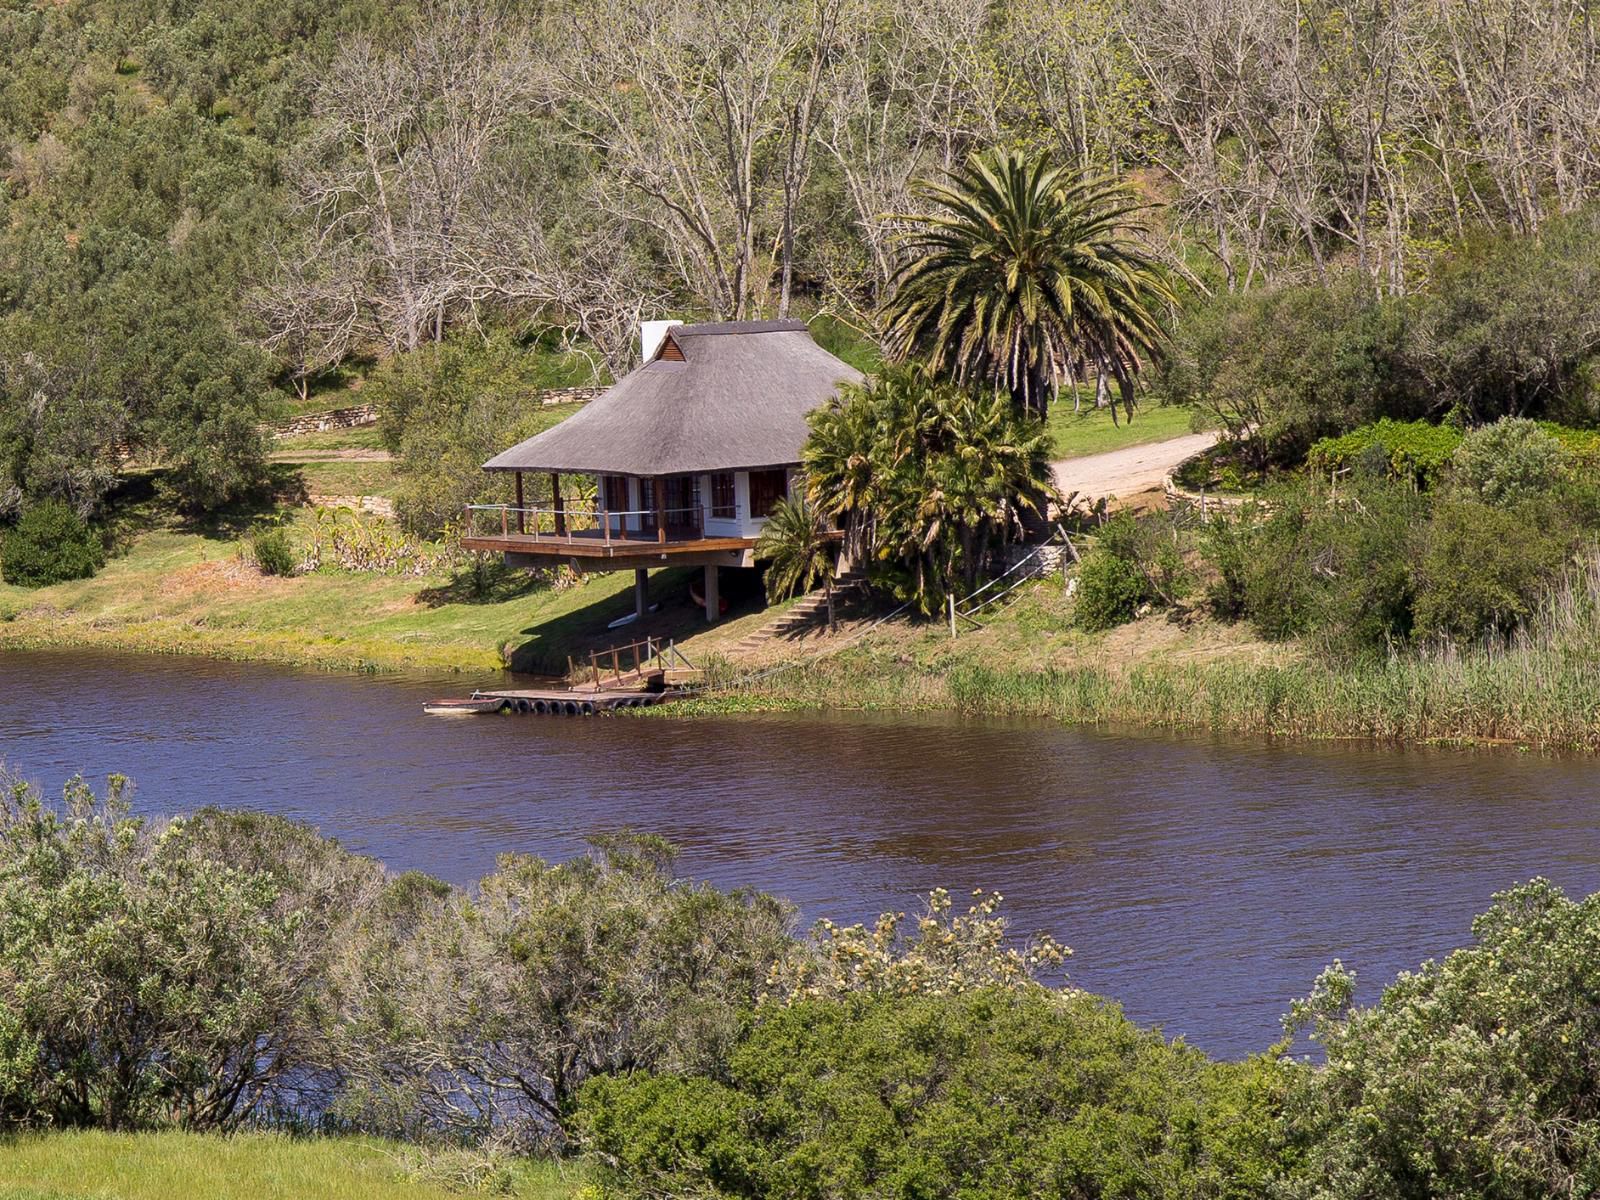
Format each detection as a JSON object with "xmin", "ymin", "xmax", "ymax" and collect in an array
[
  {"xmin": 579, "ymin": 989, "xmax": 1287, "ymax": 1200},
  {"xmin": 1306, "ymin": 418, "xmax": 1462, "ymax": 486},
  {"xmin": 1206, "ymin": 483, "xmax": 1324, "ymax": 641},
  {"xmin": 251, "ymin": 528, "xmax": 296, "ymax": 577},
  {"xmin": 1306, "ymin": 482, "xmax": 1425, "ymax": 659},
  {"xmin": 1284, "ymin": 880, "xmax": 1600, "ymax": 1199},
  {"xmin": 1413, "ymin": 498, "xmax": 1576, "ymax": 642},
  {"xmin": 1448, "ymin": 417, "xmax": 1571, "ymax": 507},
  {"xmin": 0, "ymin": 775, "xmax": 380, "ymax": 1132},
  {"xmin": 1073, "ymin": 514, "xmax": 1191, "ymax": 632},
  {"xmin": 1201, "ymin": 478, "xmax": 1424, "ymax": 656},
  {"xmin": 0, "ymin": 500, "xmax": 104, "ymax": 587},
  {"xmin": 1074, "ymin": 545, "xmax": 1149, "ymax": 631},
  {"xmin": 1197, "ymin": 508, "xmax": 1252, "ymax": 619}
]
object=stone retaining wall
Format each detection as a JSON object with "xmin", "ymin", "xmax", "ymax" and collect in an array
[
  {"xmin": 997, "ymin": 541, "xmax": 1072, "ymax": 578},
  {"xmin": 274, "ymin": 403, "xmax": 380, "ymax": 436}
]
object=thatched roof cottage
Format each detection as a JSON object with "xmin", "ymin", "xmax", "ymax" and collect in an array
[{"xmin": 462, "ymin": 318, "xmax": 862, "ymax": 622}]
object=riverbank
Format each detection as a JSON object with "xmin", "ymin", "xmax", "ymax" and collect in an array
[
  {"xmin": 8, "ymin": 517, "xmax": 1600, "ymax": 750},
  {"xmin": 0, "ymin": 1130, "xmax": 579, "ymax": 1200},
  {"xmin": 677, "ymin": 574, "xmax": 1600, "ymax": 751}
]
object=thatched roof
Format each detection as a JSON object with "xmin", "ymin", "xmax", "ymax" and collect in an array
[{"xmin": 483, "ymin": 319, "xmax": 864, "ymax": 476}]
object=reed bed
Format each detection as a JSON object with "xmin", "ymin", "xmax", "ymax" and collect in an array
[{"xmin": 701, "ymin": 563, "xmax": 1600, "ymax": 750}]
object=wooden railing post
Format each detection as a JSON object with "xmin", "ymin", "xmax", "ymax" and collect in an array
[{"xmin": 515, "ymin": 472, "xmax": 525, "ymax": 534}]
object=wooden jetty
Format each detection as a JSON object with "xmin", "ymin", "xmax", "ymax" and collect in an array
[
  {"xmin": 423, "ymin": 636, "xmax": 692, "ymax": 717},
  {"xmin": 464, "ymin": 685, "xmax": 681, "ymax": 716}
]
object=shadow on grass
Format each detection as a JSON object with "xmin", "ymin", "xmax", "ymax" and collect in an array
[
  {"xmin": 503, "ymin": 566, "xmax": 769, "ymax": 675},
  {"xmin": 415, "ymin": 560, "xmax": 548, "ymax": 608},
  {"xmin": 175, "ymin": 465, "xmax": 311, "ymax": 539}
]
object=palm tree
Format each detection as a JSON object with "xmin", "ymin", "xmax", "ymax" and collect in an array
[
  {"xmin": 803, "ymin": 366, "xmax": 1056, "ymax": 611},
  {"xmin": 879, "ymin": 147, "xmax": 1177, "ymax": 422},
  {"xmin": 756, "ymin": 493, "xmax": 838, "ymax": 629}
]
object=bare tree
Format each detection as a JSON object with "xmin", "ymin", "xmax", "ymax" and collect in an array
[
  {"xmin": 813, "ymin": 0, "xmax": 999, "ymax": 313},
  {"xmin": 544, "ymin": 0, "xmax": 845, "ymax": 320},
  {"xmin": 289, "ymin": 0, "xmax": 539, "ymax": 354}
]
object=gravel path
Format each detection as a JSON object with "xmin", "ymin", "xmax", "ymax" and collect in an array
[
  {"xmin": 1052, "ymin": 431, "xmax": 1220, "ymax": 502},
  {"xmin": 267, "ymin": 448, "xmax": 395, "ymax": 463}
]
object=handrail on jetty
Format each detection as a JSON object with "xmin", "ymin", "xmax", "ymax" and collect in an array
[{"xmin": 571, "ymin": 636, "xmax": 694, "ymax": 690}]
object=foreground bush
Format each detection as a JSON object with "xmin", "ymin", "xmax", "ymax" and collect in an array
[
  {"xmin": 580, "ymin": 989, "xmax": 1285, "ymax": 1200},
  {"xmin": 0, "ymin": 776, "xmax": 380, "ymax": 1131},
  {"xmin": 1284, "ymin": 880, "xmax": 1600, "ymax": 1199},
  {"xmin": 332, "ymin": 835, "xmax": 795, "ymax": 1148},
  {"xmin": 0, "ymin": 500, "xmax": 104, "ymax": 587}
]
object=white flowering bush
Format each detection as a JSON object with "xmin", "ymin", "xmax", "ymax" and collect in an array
[{"xmin": 767, "ymin": 886, "xmax": 1070, "ymax": 1002}]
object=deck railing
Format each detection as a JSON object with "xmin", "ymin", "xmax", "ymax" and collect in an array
[{"xmin": 464, "ymin": 503, "xmax": 705, "ymax": 545}]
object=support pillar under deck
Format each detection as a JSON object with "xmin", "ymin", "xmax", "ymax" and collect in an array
[
  {"xmin": 634, "ymin": 568, "xmax": 649, "ymax": 619},
  {"xmin": 703, "ymin": 564, "xmax": 719, "ymax": 624}
]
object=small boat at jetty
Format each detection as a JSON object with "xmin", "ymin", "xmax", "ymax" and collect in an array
[{"xmin": 422, "ymin": 697, "xmax": 507, "ymax": 716}]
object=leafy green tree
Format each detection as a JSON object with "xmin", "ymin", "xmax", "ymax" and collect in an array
[
  {"xmin": 0, "ymin": 501, "xmax": 104, "ymax": 587},
  {"xmin": 0, "ymin": 775, "xmax": 380, "ymax": 1132},
  {"xmin": 1282, "ymin": 880, "xmax": 1600, "ymax": 1200},
  {"xmin": 371, "ymin": 336, "xmax": 600, "ymax": 539},
  {"xmin": 1158, "ymin": 279, "xmax": 1419, "ymax": 469},
  {"xmin": 880, "ymin": 147, "xmax": 1176, "ymax": 421},
  {"xmin": 756, "ymin": 494, "xmax": 838, "ymax": 628},
  {"xmin": 331, "ymin": 835, "xmax": 795, "ymax": 1149}
]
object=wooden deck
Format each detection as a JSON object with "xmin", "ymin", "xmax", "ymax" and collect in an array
[
  {"xmin": 460, "ymin": 530, "xmax": 756, "ymax": 559},
  {"xmin": 469, "ymin": 685, "xmax": 682, "ymax": 715}
]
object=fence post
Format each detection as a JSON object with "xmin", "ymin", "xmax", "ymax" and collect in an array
[{"xmin": 948, "ymin": 593, "xmax": 957, "ymax": 640}]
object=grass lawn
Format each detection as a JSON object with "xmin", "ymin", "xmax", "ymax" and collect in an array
[
  {"xmin": 273, "ymin": 425, "xmax": 389, "ymax": 452},
  {"xmin": 1047, "ymin": 398, "xmax": 1206, "ymax": 459},
  {"xmin": 0, "ymin": 1130, "xmax": 580, "ymax": 1200},
  {"xmin": 282, "ymin": 460, "xmax": 400, "ymax": 499},
  {"xmin": 0, "ymin": 507, "xmax": 784, "ymax": 674}
]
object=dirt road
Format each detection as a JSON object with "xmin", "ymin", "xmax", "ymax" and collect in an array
[{"xmin": 1052, "ymin": 431, "xmax": 1219, "ymax": 505}]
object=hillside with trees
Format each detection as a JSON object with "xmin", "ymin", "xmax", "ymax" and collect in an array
[{"xmin": 7, "ymin": 0, "xmax": 1600, "ymax": 530}]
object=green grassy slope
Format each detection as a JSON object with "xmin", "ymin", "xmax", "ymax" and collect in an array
[
  {"xmin": 0, "ymin": 1132, "xmax": 580, "ymax": 1200},
  {"xmin": 1046, "ymin": 399, "xmax": 1206, "ymax": 459}
]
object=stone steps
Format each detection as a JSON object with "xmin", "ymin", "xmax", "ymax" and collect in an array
[{"xmin": 733, "ymin": 571, "xmax": 866, "ymax": 653}]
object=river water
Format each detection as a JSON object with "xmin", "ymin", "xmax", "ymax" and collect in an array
[{"xmin": 3, "ymin": 648, "xmax": 1598, "ymax": 1058}]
